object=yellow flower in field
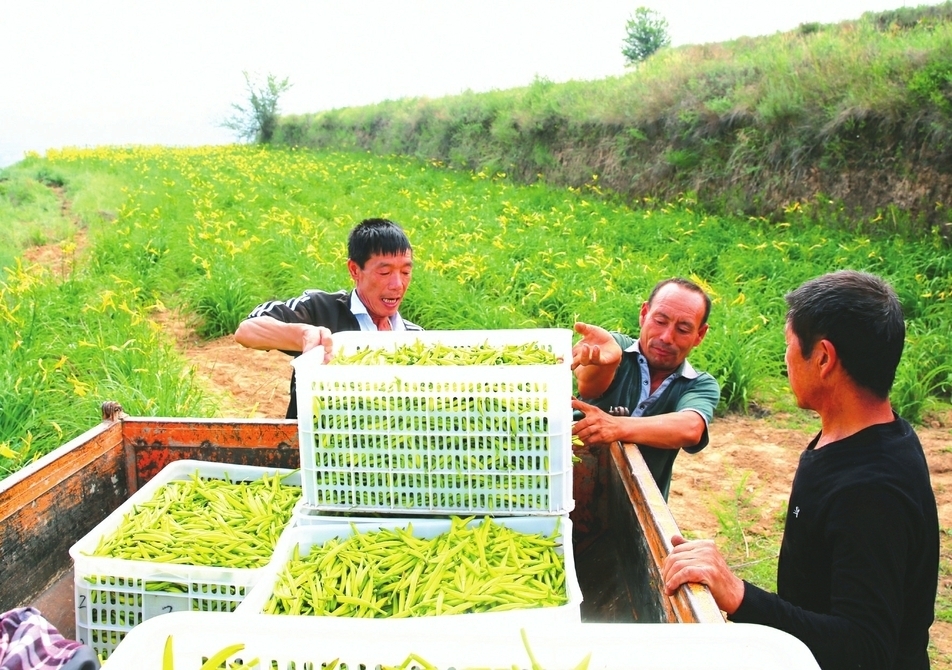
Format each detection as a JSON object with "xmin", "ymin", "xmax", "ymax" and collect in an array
[
  {"xmin": 689, "ymin": 274, "xmax": 716, "ymax": 299},
  {"xmin": 82, "ymin": 290, "xmax": 117, "ymax": 313}
]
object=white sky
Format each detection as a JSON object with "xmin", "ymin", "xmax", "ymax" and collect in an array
[{"xmin": 0, "ymin": 0, "xmax": 926, "ymax": 168}]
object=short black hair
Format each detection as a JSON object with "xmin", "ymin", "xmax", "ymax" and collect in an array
[
  {"xmin": 785, "ymin": 270, "xmax": 905, "ymax": 399},
  {"xmin": 348, "ymin": 218, "xmax": 412, "ymax": 268},
  {"xmin": 647, "ymin": 277, "xmax": 712, "ymax": 326}
]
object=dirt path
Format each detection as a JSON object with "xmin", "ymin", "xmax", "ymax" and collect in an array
[
  {"xmin": 155, "ymin": 309, "xmax": 293, "ymax": 418},
  {"xmin": 175, "ymin": 320, "xmax": 952, "ymax": 665}
]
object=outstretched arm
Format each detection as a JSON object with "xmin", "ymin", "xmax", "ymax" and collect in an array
[{"xmin": 234, "ymin": 316, "xmax": 333, "ymax": 362}]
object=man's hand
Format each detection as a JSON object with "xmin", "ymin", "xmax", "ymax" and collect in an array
[
  {"xmin": 571, "ymin": 322, "xmax": 622, "ymax": 370},
  {"xmin": 572, "ymin": 322, "xmax": 623, "ymax": 400},
  {"xmin": 301, "ymin": 325, "xmax": 334, "ymax": 363},
  {"xmin": 661, "ymin": 535, "xmax": 746, "ymax": 615},
  {"xmin": 571, "ymin": 398, "xmax": 621, "ymax": 446},
  {"xmin": 235, "ymin": 316, "xmax": 333, "ymax": 363}
]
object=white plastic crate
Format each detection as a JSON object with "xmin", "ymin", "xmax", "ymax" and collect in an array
[
  {"xmin": 104, "ymin": 611, "xmax": 822, "ymax": 669},
  {"xmin": 69, "ymin": 460, "xmax": 302, "ymax": 659},
  {"xmin": 292, "ymin": 506, "xmax": 396, "ymax": 525},
  {"xmin": 292, "ymin": 328, "xmax": 574, "ymax": 515},
  {"xmin": 237, "ymin": 514, "xmax": 581, "ymax": 625}
]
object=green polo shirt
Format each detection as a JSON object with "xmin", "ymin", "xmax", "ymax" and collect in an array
[{"xmin": 582, "ymin": 332, "xmax": 720, "ymax": 500}]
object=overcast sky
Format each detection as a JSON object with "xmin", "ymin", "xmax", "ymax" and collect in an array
[{"xmin": 0, "ymin": 0, "xmax": 928, "ymax": 168}]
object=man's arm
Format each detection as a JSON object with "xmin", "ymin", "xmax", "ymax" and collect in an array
[
  {"xmin": 234, "ymin": 315, "xmax": 332, "ymax": 359},
  {"xmin": 571, "ymin": 399, "xmax": 707, "ymax": 449},
  {"xmin": 572, "ymin": 370, "xmax": 718, "ymax": 450},
  {"xmin": 741, "ymin": 489, "xmax": 914, "ymax": 669}
]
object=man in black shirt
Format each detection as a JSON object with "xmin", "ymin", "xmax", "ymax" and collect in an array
[
  {"xmin": 662, "ymin": 270, "xmax": 939, "ymax": 670},
  {"xmin": 234, "ymin": 218, "xmax": 421, "ymax": 419}
]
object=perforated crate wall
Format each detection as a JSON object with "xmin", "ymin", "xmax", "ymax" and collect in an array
[
  {"xmin": 74, "ymin": 568, "xmax": 255, "ymax": 659},
  {"xmin": 291, "ymin": 329, "xmax": 574, "ymax": 515}
]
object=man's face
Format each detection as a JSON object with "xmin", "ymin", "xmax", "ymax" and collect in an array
[
  {"xmin": 348, "ymin": 251, "xmax": 414, "ymax": 321},
  {"xmin": 638, "ymin": 283, "xmax": 708, "ymax": 374}
]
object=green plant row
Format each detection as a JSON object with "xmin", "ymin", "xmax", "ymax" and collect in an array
[{"xmin": 0, "ymin": 260, "xmax": 213, "ymax": 477}]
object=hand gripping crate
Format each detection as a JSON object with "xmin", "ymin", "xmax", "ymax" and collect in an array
[
  {"xmin": 104, "ymin": 612, "xmax": 823, "ymax": 669},
  {"xmin": 69, "ymin": 460, "xmax": 302, "ymax": 659},
  {"xmin": 237, "ymin": 515, "xmax": 582, "ymax": 626},
  {"xmin": 291, "ymin": 328, "xmax": 574, "ymax": 516}
]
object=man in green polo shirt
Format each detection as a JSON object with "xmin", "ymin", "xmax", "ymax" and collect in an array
[{"xmin": 571, "ymin": 277, "xmax": 720, "ymax": 499}]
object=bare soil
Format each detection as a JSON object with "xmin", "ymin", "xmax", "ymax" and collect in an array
[{"xmin": 174, "ymin": 321, "xmax": 952, "ymax": 666}]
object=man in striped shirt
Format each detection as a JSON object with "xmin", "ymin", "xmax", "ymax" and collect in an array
[{"xmin": 235, "ymin": 218, "xmax": 421, "ymax": 419}]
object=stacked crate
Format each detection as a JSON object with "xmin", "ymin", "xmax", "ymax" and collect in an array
[
  {"xmin": 239, "ymin": 328, "xmax": 581, "ymax": 622},
  {"xmin": 296, "ymin": 328, "xmax": 574, "ymax": 516}
]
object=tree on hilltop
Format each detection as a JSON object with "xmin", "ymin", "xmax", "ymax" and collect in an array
[
  {"xmin": 622, "ymin": 7, "xmax": 671, "ymax": 65},
  {"xmin": 222, "ymin": 71, "xmax": 292, "ymax": 143}
]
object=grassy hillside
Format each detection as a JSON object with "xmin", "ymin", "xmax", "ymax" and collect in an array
[{"xmin": 274, "ymin": 2, "xmax": 952, "ymax": 237}]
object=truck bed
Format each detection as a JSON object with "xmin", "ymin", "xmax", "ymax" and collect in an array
[{"xmin": 0, "ymin": 403, "xmax": 723, "ymax": 639}]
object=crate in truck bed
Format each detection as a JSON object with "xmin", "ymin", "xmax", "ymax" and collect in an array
[
  {"xmin": 237, "ymin": 514, "xmax": 582, "ymax": 625},
  {"xmin": 291, "ymin": 328, "xmax": 574, "ymax": 515},
  {"xmin": 68, "ymin": 460, "xmax": 302, "ymax": 659}
]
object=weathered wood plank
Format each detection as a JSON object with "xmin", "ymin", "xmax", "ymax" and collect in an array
[
  {"xmin": 612, "ymin": 442, "xmax": 725, "ymax": 623},
  {"xmin": 0, "ymin": 420, "xmax": 126, "ymax": 612}
]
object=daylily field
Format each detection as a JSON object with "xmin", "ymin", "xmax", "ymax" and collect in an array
[{"xmin": 1, "ymin": 145, "xmax": 950, "ymax": 475}]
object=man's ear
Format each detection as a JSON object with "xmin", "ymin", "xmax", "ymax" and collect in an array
[
  {"xmin": 815, "ymin": 338, "xmax": 838, "ymax": 378},
  {"xmin": 347, "ymin": 259, "xmax": 360, "ymax": 282},
  {"xmin": 639, "ymin": 301, "xmax": 649, "ymax": 327},
  {"xmin": 695, "ymin": 322, "xmax": 709, "ymax": 345}
]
